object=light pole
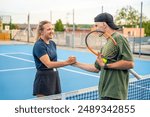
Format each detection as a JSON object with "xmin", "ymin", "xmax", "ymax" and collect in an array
[
  {"xmin": 66, "ymin": 9, "xmax": 75, "ymax": 48},
  {"xmin": 27, "ymin": 13, "xmax": 30, "ymax": 43},
  {"xmin": 50, "ymin": 10, "xmax": 52, "ymax": 23},
  {"xmin": 139, "ymin": 1, "xmax": 143, "ymax": 57},
  {"xmin": 72, "ymin": 9, "xmax": 75, "ymax": 48},
  {"xmin": 102, "ymin": 5, "xmax": 103, "ymax": 13}
]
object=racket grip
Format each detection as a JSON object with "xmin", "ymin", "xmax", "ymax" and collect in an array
[{"xmin": 129, "ymin": 69, "xmax": 142, "ymax": 80}]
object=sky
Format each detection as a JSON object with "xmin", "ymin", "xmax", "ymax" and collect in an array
[{"xmin": 0, "ymin": 0, "xmax": 150, "ymax": 24}]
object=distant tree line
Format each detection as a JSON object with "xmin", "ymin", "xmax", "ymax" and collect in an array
[{"xmin": 115, "ymin": 5, "xmax": 150, "ymax": 36}]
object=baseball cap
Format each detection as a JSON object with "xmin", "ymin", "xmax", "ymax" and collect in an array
[{"xmin": 94, "ymin": 12, "xmax": 119, "ymax": 30}]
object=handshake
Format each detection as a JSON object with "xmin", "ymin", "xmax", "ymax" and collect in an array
[{"xmin": 66, "ymin": 56, "xmax": 76, "ymax": 65}]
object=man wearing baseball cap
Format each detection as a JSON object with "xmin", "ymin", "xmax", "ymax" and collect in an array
[
  {"xmin": 73, "ymin": 12, "xmax": 134, "ymax": 100},
  {"xmin": 94, "ymin": 12, "xmax": 119, "ymax": 30},
  {"xmin": 94, "ymin": 12, "xmax": 134, "ymax": 100}
]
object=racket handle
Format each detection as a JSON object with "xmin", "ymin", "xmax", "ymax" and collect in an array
[
  {"xmin": 129, "ymin": 69, "xmax": 142, "ymax": 80},
  {"xmin": 104, "ymin": 32, "xmax": 117, "ymax": 45}
]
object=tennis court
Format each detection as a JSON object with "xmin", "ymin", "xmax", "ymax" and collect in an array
[{"xmin": 0, "ymin": 44, "xmax": 150, "ymax": 100}]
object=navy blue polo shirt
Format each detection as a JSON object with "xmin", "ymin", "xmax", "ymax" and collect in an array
[{"xmin": 33, "ymin": 39, "xmax": 57, "ymax": 70}]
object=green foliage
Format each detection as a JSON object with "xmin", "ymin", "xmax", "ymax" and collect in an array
[
  {"xmin": 66, "ymin": 24, "xmax": 77, "ymax": 29},
  {"xmin": 77, "ymin": 24, "xmax": 92, "ymax": 28},
  {"xmin": 115, "ymin": 6, "xmax": 140, "ymax": 27},
  {"xmin": 11, "ymin": 24, "xmax": 19, "ymax": 29},
  {"xmin": 54, "ymin": 19, "xmax": 64, "ymax": 32},
  {"xmin": 115, "ymin": 5, "xmax": 148, "ymax": 28},
  {"xmin": 3, "ymin": 23, "xmax": 19, "ymax": 29},
  {"xmin": 115, "ymin": 5, "xmax": 150, "ymax": 36},
  {"xmin": 142, "ymin": 20, "xmax": 150, "ymax": 36}
]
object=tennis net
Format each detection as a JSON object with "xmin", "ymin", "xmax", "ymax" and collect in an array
[{"xmin": 32, "ymin": 75, "xmax": 150, "ymax": 100}]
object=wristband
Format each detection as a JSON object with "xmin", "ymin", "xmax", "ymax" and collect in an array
[{"xmin": 104, "ymin": 64, "xmax": 108, "ymax": 69}]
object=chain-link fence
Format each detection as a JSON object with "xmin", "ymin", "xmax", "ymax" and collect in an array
[
  {"xmin": 129, "ymin": 37, "xmax": 150, "ymax": 55},
  {"xmin": 10, "ymin": 28, "xmax": 150, "ymax": 56},
  {"xmin": 53, "ymin": 31, "xmax": 89, "ymax": 48},
  {"xmin": 0, "ymin": 9, "xmax": 150, "ymax": 56}
]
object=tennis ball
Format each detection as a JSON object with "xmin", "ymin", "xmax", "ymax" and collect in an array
[{"xmin": 102, "ymin": 58, "xmax": 107, "ymax": 63}]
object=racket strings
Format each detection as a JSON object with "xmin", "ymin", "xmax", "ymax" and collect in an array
[
  {"xmin": 85, "ymin": 30, "xmax": 118, "ymax": 59},
  {"xmin": 87, "ymin": 32, "xmax": 106, "ymax": 51},
  {"xmin": 102, "ymin": 39, "xmax": 118, "ymax": 59}
]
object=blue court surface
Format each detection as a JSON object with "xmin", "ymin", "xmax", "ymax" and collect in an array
[{"xmin": 0, "ymin": 44, "xmax": 150, "ymax": 100}]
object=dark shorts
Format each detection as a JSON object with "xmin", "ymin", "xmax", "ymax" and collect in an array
[{"xmin": 33, "ymin": 69, "xmax": 61, "ymax": 96}]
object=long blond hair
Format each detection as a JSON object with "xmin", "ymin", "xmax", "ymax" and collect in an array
[{"xmin": 35, "ymin": 20, "xmax": 51, "ymax": 41}]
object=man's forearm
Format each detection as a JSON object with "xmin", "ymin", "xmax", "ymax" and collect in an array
[
  {"xmin": 106, "ymin": 60, "xmax": 134, "ymax": 70},
  {"xmin": 73, "ymin": 62, "xmax": 99, "ymax": 73}
]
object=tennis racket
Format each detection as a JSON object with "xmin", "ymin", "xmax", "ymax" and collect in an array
[{"xmin": 85, "ymin": 30, "xmax": 141, "ymax": 80}]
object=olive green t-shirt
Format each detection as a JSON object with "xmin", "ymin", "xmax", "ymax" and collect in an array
[{"xmin": 95, "ymin": 32, "xmax": 133, "ymax": 100}]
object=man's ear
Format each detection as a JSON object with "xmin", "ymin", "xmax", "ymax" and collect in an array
[{"xmin": 103, "ymin": 22, "xmax": 107, "ymax": 29}]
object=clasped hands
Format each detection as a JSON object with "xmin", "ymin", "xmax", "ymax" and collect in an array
[{"xmin": 66, "ymin": 56, "xmax": 76, "ymax": 65}]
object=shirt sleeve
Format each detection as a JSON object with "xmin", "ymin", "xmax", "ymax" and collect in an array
[
  {"xmin": 34, "ymin": 43, "xmax": 47, "ymax": 58},
  {"xmin": 117, "ymin": 35, "xmax": 133, "ymax": 61}
]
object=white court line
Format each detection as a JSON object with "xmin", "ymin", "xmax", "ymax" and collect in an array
[
  {"xmin": 0, "ymin": 52, "xmax": 24, "ymax": 55},
  {"xmin": 0, "ymin": 52, "xmax": 99, "ymax": 78},
  {"xmin": 0, "ymin": 66, "xmax": 99, "ymax": 78},
  {"xmin": 0, "ymin": 54, "xmax": 34, "ymax": 63},
  {"xmin": 0, "ymin": 67, "xmax": 35, "ymax": 72},
  {"xmin": 14, "ymin": 52, "xmax": 150, "ymax": 78},
  {"xmin": 17, "ymin": 52, "xmax": 64, "ymax": 61},
  {"xmin": 60, "ymin": 68, "xmax": 99, "ymax": 78},
  {"xmin": 18, "ymin": 52, "xmax": 32, "ymax": 56},
  {"xmin": 0, "ymin": 52, "xmax": 64, "ymax": 62}
]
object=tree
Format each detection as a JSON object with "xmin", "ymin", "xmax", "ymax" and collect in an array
[
  {"xmin": 142, "ymin": 20, "xmax": 150, "ymax": 36},
  {"xmin": 11, "ymin": 24, "xmax": 19, "ymax": 29},
  {"xmin": 115, "ymin": 6, "xmax": 148, "ymax": 28},
  {"xmin": 3, "ymin": 23, "xmax": 19, "ymax": 30},
  {"xmin": 54, "ymin": 19, "xmax": 64, "ymax": 32}
]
